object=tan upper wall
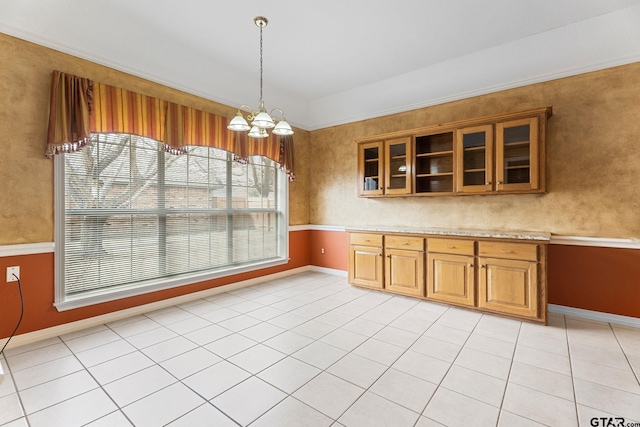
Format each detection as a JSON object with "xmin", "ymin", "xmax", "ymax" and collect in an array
[
  {"xmin": 309, "ymin": 62, "xmax": 640, "ymax": 239},
  {"xmin": 0, "ymin": 33, "xmax": 310, "ymax": 245}
]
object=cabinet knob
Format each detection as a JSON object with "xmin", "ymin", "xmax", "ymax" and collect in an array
[
  {"xmin": 501, "ymin": 250, "xmax": 515, "ymax": 253},
  {"xmin": 378, "ymin": 253, "xmax": 382, "ymax": 256},
  {"xmin": 387, "ymin": 254, "xmax": 391, "ymax": 258},
  {"xmin": 487, "ymin": 181, "xmax": 492, "ymax": 185},
  {"xmin": 446, "ymin": 245, "xmax": 456, "ymax": 249},
  {"xmin": 480, "ymin": 264, "xmax": 486, "ymax": 268},
  {"xmin": 497, "ymin": 181, "xmax": 503, "ymax": 185},
  {"xmin": 468, "ymin": 263, "xmax": 474, "ymax": 268}
]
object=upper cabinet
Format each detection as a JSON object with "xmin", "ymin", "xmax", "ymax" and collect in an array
[
  {"xmin": 358, "ymin": 138, "xmax": 411, "ymax": 196},
  {"xmin": 356, "ymin": 108, "xmax": 551, "ymax": 197},
  {"xmin": 455, "ymin": 124, "xmax": 493, "ymax": 194},
  {"xmin": 496, "ymin": 117, "xmax": 540, "ymax": 193},
  {"xmin": 358, "ymin": 141, "xmax": 383, "ymax": 196},
  {"xmin": 385, "ymin": 137, "xmax": 412, "ymax": 195}
]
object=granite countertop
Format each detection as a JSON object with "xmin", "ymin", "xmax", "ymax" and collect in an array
[{"xmin": 346, "ymin": 226, "xmax": 551, "ymax": 241}]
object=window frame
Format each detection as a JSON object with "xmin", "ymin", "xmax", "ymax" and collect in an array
[{"xmin": 53, "ymin": 137, "xmax": 289, "ymax": 311}]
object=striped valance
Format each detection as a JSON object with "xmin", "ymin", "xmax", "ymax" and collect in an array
[{"xmin": 46, "ymin": 71, "xmax": 294, "ymax": 179}]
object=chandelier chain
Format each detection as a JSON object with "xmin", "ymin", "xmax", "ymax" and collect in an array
[{"xmin": 259, "ymin": 23, "xmax": 263, "ymax": 103}]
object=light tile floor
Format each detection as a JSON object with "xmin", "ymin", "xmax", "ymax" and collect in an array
[{"xmin": 1, "ymin": 271, "xmax": 640, "ymax": 427}]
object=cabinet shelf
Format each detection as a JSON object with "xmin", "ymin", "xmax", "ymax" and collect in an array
[
  {"xmin": 416, "ymin": 172, "xmax": 453, "ymax": 178},
  {"xmin": 416, "ymin": 150, "xmax": 453, "ymax": 158},
  {"xmin": 464, "ymin": 168, "xmax": 486, "ymax": 173},
  {"xmin": 463, "ymin": 146, "xmax": 486, "ymax": 152},
  {"xmin": 505, "ymin": 165, "xmax": 530, "ymax": 170},
  {"xmin": 503, "ymin": 141, "xmax": 530, "ymax": 148},
  {"xmin": 364, "ymin": 158, "xmax": 379, "ymax": 163}
]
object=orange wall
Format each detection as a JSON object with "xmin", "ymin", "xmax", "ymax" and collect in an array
[
  {"xmin": 0, "ymin": 230, "xmax": 311, "ymax": 338},
  {"xmin": 548, "ymin": 244, "xmax": 640, "ymax": 318},
  {"xmin": 309, "ymin": 230, "xmax": 349, "ymax": 271}
]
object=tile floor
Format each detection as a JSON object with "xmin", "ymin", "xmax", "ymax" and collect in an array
[{"xmin": 1, "ymin": 271, "xmax": 639, "ymax": 427}]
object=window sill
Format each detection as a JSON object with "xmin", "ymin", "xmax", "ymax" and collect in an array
[{"xmin": 54, "ymin": 257, "xmax": 288, "ymax": 312}]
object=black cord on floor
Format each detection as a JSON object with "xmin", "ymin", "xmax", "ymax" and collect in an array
[{"xmin": 0, "ymin": 274, "xmax": 25, "ymax": 357}]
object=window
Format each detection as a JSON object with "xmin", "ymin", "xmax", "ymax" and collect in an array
[{"xmin": 54, "ymin": 133, "xmax": 288, "ymax": 310}]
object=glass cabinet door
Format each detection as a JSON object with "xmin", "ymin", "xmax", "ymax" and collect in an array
[
  {"xmin": 384, "ymin": 137, "xmax": 412, "ymax": 195},
  {"xmin": 496, "ymin": 117, "xmax": 539, "ymax": 192},
  {"xmin": 455, "ymin": 124, "xmax": 493, "ymax": 193},
  {"xmin": 358, "ymin": 141, "xmax": 384, "ymax": 196}
]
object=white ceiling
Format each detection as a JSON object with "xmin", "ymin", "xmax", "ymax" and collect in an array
[{"xmin": 1, "ymin": 0, "xmax": 640, "ymax": 130}]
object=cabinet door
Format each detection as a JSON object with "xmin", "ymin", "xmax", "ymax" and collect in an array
[
  {"xmin": 384, "ymin": 137, "xmax": 412, "ymax": 195},
  {"xmin": 456, "ymin": 125, "xmax": 494, "ymax": 193},
  {"xmin": 349, "ymin": 245, "xmax": 383, "ymax": 289},
  {"xmin": 478, "ymin": 257, "xmax": 538, "ymax": 318},
  {"xmin": 496, "ymin": 117, "xmax": 539, "ymax": 192},
  {"xmin": 385, "ymin": 248, "xmax": 424, "ymax": 297},
  {"xmin": 427, "ymin": 253, "xmax": 475, "ymax": 306},
  {"xmin": 358, "ymin": 141, "xmax": 384, "ymax": 196}
]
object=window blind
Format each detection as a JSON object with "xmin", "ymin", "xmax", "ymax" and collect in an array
[{"xmin": 60, "ymin": 133, "xmax": 284, "ymax": 298}]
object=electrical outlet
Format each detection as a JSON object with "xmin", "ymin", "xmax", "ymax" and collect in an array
[{"xmin": 6, "ymin": 266, "xmax": 19, "ymax": 282}]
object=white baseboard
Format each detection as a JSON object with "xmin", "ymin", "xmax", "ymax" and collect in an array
[
  {"xmin": 0, "ymin": 266, "xmax": 312, "ymax": 350},
  {"xmin": 309, "ymin": 266, "xmax": 348, "ymax": 277},
  {"xmin": 549, "ymin": 304, "xmax": 640, "ymax": 328}
]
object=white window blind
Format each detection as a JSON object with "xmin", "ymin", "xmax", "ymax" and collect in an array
[{"xmin": 55, "ymin": 133, "xmax": 287, "ymax": 307}]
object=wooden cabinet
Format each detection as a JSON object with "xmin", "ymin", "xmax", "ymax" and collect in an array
[
  {"xmin": 348, "ymin": 233, "xmax": 383, "ymax": 289},
  {"xmin": 348, "ymin": 231, "xmax": 547, "ymax": 323},
  {"xmin": 358, "ymin": 138, "xmax": 411, "ymax": 197},
  {"xmin": 456, "ymin": 124, "xmax": 493, "ymax": 193},
  {"xmin": 384, "ymin": 138, "xmax": 412, "ymax": 195},
  {"xmin": 358, "ymin": 141, "xmax": 384, "ymax": 196},
  {"xmin": 356, "ymin": 108, "xmax": 551, "ymax": 197},
  {"xmin": 385, "ymin": 236, "xmax": 424, "ymax": 297},
  {"xmin": 478, "ymin": 258, "xmax": 538, "ymax": 318},
  {"xmin": 427, "ymin": 238, "xmax": 475, "ymax": 306},
  {"xmin": 496, "ymin": 117, "xmax": 541, "ymax": 192},
  {"xmin": 477, "ymin": 241, "xmax": 540, "ymax": 318}
]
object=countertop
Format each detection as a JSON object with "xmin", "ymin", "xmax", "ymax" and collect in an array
[{"xmin": 346, "ymin": 226, "xmax": 551, "ymax": 241}]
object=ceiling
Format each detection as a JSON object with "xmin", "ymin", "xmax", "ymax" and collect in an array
[{"xmin": 1, "ymin": 0, "xmax": 640, "ymax": 130}]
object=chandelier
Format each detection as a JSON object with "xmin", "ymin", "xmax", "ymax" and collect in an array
[{"xmin": 227, "ymin": 16, "xmax": 293, "ymax": 138}]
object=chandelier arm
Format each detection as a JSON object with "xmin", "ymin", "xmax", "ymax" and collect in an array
[
  {"xmin": 269, "ymin": 108, "xmax": 286, "ymax": 121},
  {"xmin": 238, "ymin": 104, "xmax": 256, "ymax": 120}
]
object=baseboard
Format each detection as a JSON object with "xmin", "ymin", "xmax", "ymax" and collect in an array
[
  {"xmin": 309, "ymin": 266, "xmax": 348, "ymax": 277},
  {"xmin": 0, "ymin": 266, "xmax": 312, "ymax": 350},
  {"xmin": 549, "ymin": 304, "xmax": 640, "ymax": 328}
]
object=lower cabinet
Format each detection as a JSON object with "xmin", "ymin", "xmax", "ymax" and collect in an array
[
  {"xmin": 348, "ymin": 234, "xmax": 383, "ymax": 289},
  {"xmin": 427, "ymin": 252, "xmax": 475, "ymax": 306},
  {"xmin": 385, "ymin": 236, "xmax": 425, "ymax": 297},
  {"xmin": 348, "ymin": 231, "xmax": 547, "ymax": 323},
  {"xmin": 477, "ymin": 240, "xmax": 540, "ymax": 318},
  {"xmin": 427, "ymin": 237, "xmax": 475, "ymax": 306}
]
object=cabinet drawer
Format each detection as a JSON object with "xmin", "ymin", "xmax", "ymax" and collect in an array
[
  {"xmin": 385, "ymin": 235, "xmax": 424, "ymax": 251},
  {"xmin": 428, "ymin": 238, "xmax": 474, "ymax": 255},
  {"xmin": 350, "ymin": 233, "xmax": 383, "ymax": 247},
  {"xmin": 478, "ymin": 241, "xmax": 538, "ymax": 261}
]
